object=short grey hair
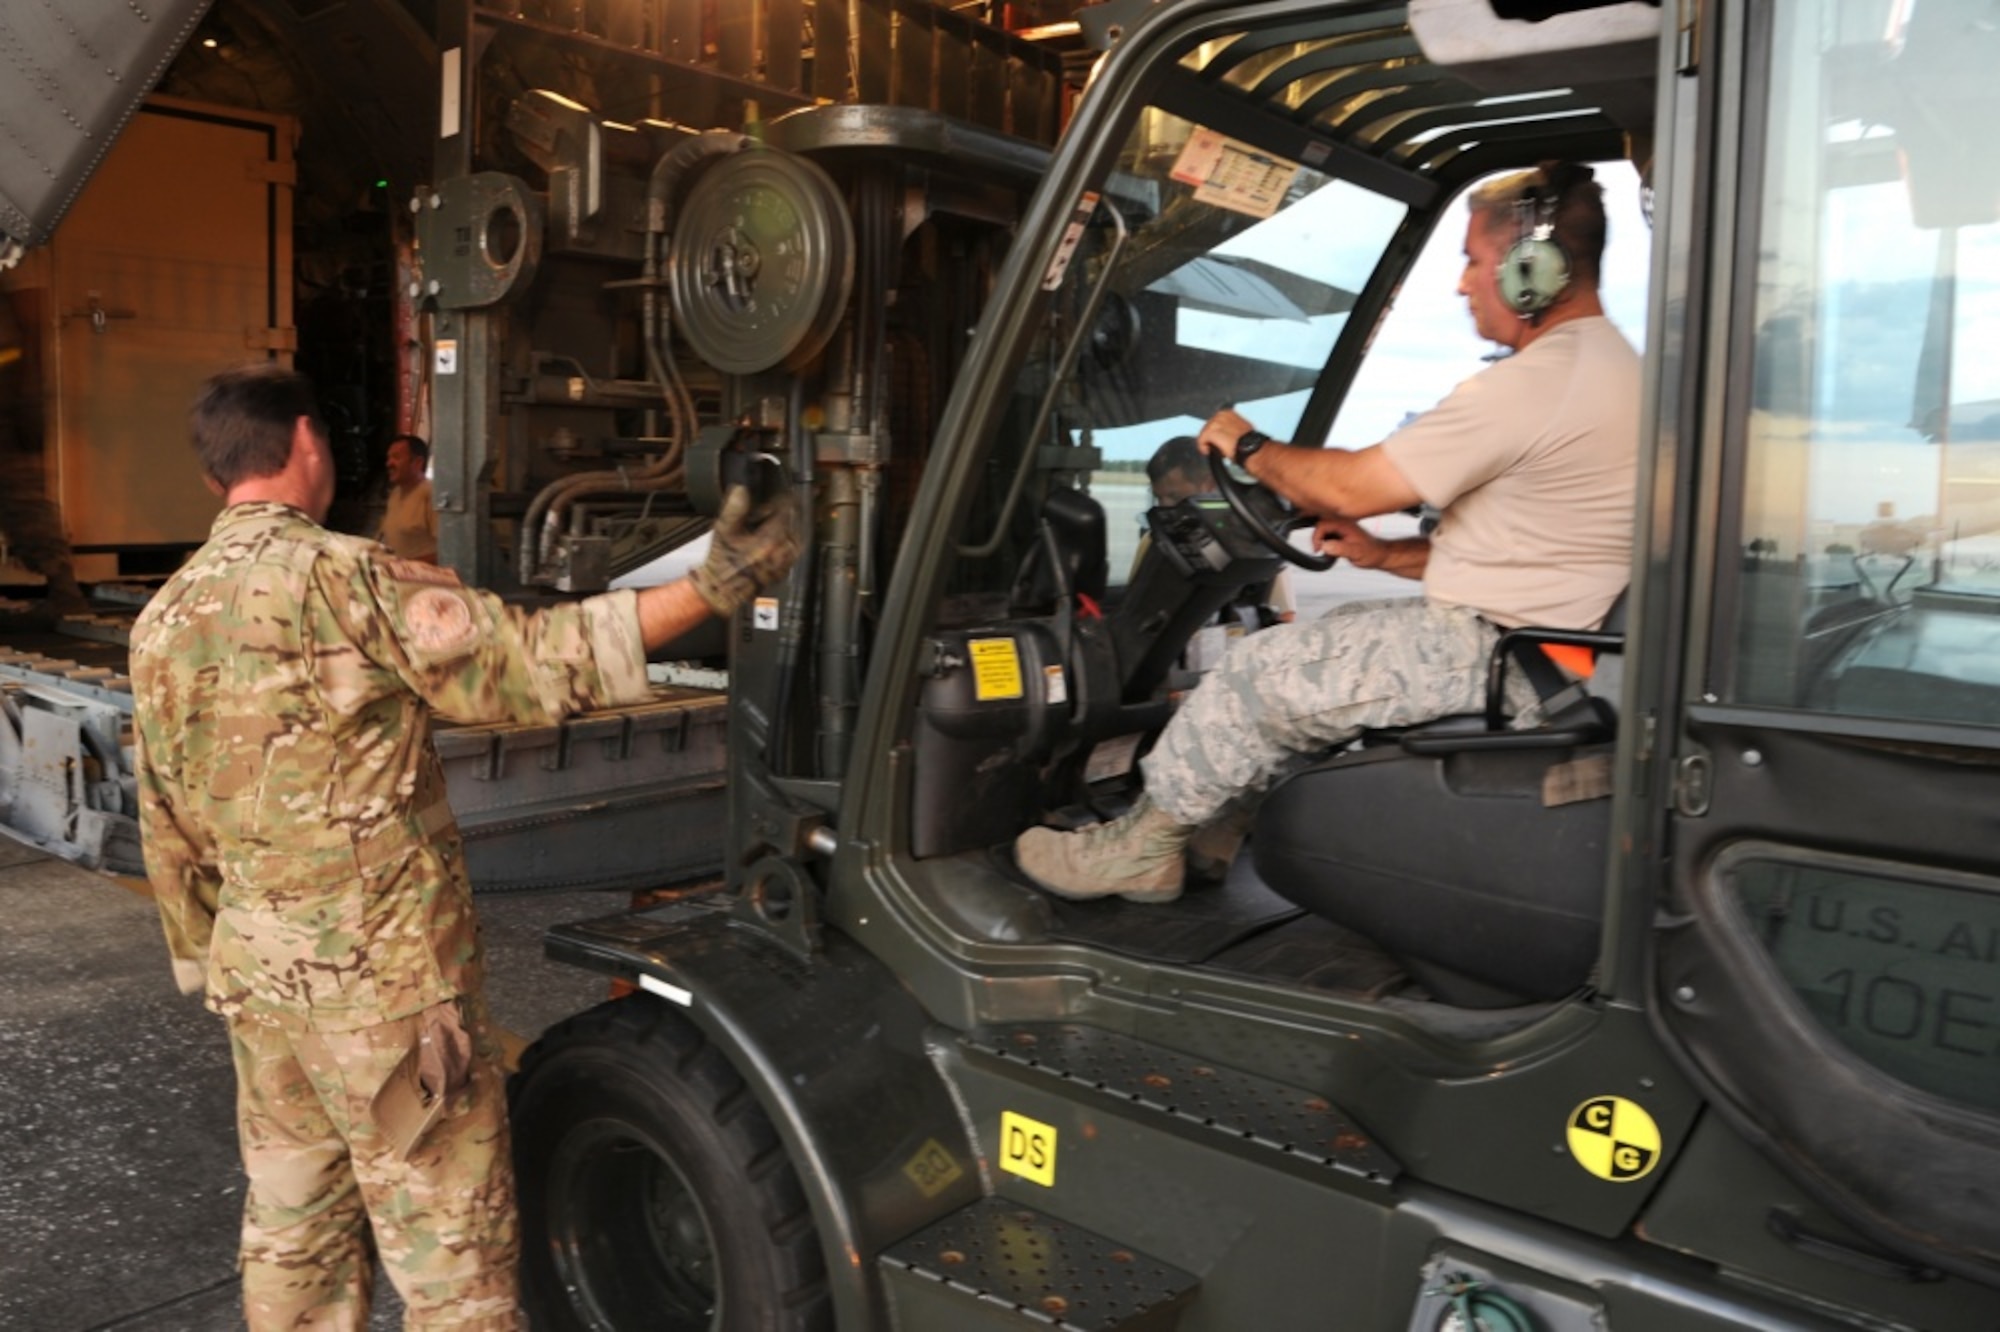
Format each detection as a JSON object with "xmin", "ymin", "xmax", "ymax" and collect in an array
[{"xmin": 1467, "ymin": 161, "xmax": 1607, "ymax": 283}]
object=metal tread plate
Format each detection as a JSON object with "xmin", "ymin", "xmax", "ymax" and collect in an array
[
  {"xmin": 966, "ymin": 1024, "xmax": 1398, "ymax": 1185},
  {"xmin": 881, "ymin": 1195, "xmax": 1198, "ymax": 1331}
]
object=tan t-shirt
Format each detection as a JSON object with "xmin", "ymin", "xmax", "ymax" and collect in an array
[
  {"xmin": 1382, "ymin": 316, "xmax": 1639, "ymax": 629},
  {"xmin": 379, "ymin": 478, "xmax": 439, "ymax": 562}
]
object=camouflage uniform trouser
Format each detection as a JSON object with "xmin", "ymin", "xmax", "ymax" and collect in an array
[
  {"xmin": 226, "ymin": 997, "xmax": 525, "ymax": 1331},
  {"xmin": 1143, "ymin": 597, "xmax": 1503, "ymax": 827}
]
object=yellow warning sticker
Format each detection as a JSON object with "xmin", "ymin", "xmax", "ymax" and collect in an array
[
  {"xmin": 1567, "ymin": 1096, "xmax": 1662, "ymax": 1182},
  {"xmin": 902, "ymin": 1138, "xmax": 965, "ymax": 1198},
  {"xmin": 969, "ymin": 637, "xmax": 1024, "ymax": 702},
  {"xmin": 999, "ymin": 1110, "xmax": 1057, "ymax": 1187}
]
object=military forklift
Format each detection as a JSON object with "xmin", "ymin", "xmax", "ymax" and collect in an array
[
  {"xmin": 503, "ymin": 0, "xmax": 2000, "ymax": 1327},
  {"xmin": 0, "ymin": 0, "xmax": 1982, "ymax": 1322}
]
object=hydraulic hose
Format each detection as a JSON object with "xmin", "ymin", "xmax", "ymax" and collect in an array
[{"xmin": 518, "ymin": 132, "xmax": 751, "ymax": 586}]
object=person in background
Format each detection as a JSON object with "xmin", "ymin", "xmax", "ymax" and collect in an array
[
  {"xmin": 1143, "ymin": 434, "xmax": 1296, "ymax": 625},
  {"xmin": 378, "ymin": 431, "xmax": 439, "ymax": 563}
]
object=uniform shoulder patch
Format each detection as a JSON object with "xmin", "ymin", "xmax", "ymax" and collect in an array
[
  {"xmin": 380, "ymin": 557, "xmax": 462, "ymax": 589},
  {"xmin": 402, "ymin": 586, "xmax": 480, "ymax": 656}
]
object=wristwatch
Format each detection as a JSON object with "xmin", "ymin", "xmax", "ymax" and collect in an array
[{"xmin": 1234, "ymin": 429, "xmax": 1272, "ymax": 464}]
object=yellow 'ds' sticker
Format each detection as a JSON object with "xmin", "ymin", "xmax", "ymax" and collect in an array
[
  {"xmin": 999, "ymin": 1110, "xmax": 1057, "ymax": 1187},
  {"xmin": 969, "ymin": 637, "xmax": 1025, "ymax": 701},
  {"xmin": 1567, "ymin": 1096, "xmax": 1662, "ymax": 1181}
]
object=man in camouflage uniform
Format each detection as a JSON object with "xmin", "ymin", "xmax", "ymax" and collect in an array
[
  {"xmin": 131, "ymin": 362, "xmax": 797, "ymax": 1330},
  {"xmin": 1017, "ymin": 163, "xmax": 1638, "ymax": 903}
]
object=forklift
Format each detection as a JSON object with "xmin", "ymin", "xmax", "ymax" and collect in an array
[{"xmin": 505, "ymin": 0, "xmax": 2000, "ymax": 1328}]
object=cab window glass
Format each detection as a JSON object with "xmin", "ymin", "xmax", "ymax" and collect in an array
[
  {"xmin": 1729, "ymin": 0, "xmax": 2000, "ymax": 722},
  {"xmin": 1727, "ymin": 853, "xmax": 2000, "ymax": 1115},
  {"xmin": 1030, "ymin": 107, "xmax": 1407, "ymax": 585}
]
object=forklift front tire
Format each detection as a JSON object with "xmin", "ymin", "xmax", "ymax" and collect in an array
[{"xmin": 510, "ymin": 995, "xmax": 833, "ymax": 1332}]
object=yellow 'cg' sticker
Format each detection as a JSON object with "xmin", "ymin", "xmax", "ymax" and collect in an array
[
  {"xmin": 1567, "ymin": 1096, "xmax": 1661, "ymax": 1181},
  {"xmin": 999, "ymin": 1110, "xmax": 1057, "ymax": 1187}
]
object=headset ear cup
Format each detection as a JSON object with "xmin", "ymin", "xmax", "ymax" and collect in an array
[{"xmin": 1497, "ymin": 234, "xmax": 1572, "ymax": 315}]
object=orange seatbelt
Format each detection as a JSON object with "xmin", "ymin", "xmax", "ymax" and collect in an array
[{"xmin": 1541, "ymin": 643, "xmax": 1596, "ymax": 678}]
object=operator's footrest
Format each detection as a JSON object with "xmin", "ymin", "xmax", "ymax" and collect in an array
[{"xmin": 881, "ymin": 1195, "xmax": 1199, "ymax": 1330}]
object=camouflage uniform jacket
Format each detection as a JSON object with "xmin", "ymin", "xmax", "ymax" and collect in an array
[{"xmin": 131, "ymin": 502, "xmax": 650, "ymax": 1030}]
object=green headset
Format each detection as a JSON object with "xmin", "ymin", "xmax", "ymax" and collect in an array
[{"xmin": 1496, "ymin": 166, "xmax": 1582, "ymax": 318}]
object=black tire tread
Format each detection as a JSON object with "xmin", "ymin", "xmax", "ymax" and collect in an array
[{"xmin": 510, "ymin": 994, "xmax": 835, "ymax": 1332}]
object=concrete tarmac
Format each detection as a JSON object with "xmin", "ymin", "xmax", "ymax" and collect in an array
[{"xmin": 0, "ymin": 832, "xmax": 621, "ymax": 1330}]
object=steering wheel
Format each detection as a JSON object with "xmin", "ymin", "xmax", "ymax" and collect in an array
[{"xmin": 1208, "ymin": 449, "xmax": 1336, "ymax": 571}]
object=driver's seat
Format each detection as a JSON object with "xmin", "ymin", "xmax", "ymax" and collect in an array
[{"xmin": 1249, "ymin": 603, "xmax": 1625, "ymax": 1008}]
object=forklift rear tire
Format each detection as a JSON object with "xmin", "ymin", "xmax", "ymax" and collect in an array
[{"xmin": 510, "ymin": 994, "xmax": 832, "ymax": 1331}]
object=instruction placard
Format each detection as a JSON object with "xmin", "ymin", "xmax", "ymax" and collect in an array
[
  {"xmin": 1042, "ymin": 190, "xmax": 1102, "ymax": 291},
  {"xmin": 969, "ymin": 637, "xmax": 1024, "ymax": 701},
  {"xmin": 1170, "ymin": 128, "xmax": 1298, "ymax": 219},
  {"xmin": 1084, "ymin": 733, "xmax": 1142, "ymax": 785}
]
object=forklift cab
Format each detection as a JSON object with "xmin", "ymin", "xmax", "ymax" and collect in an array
[
  {"xmin": 870, "ymin": 0, "xmax": 2000, "ymax": 1308},
  {"xmin": 900, "ymin": 18, "xmax": 1651, "ymax": 1015}
]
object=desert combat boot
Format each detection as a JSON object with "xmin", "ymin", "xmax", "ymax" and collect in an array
[{"xmin": 1014, "ymin": 795, "xmax": 1193, "ymax": 903}]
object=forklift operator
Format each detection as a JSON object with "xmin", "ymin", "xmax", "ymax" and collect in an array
[
  {"xmin": 1017, "ymin": 162, "xmax": 1639, "ymax": 904},
  {"xmin": 128, "ymin": 363, "xmax": 798, "ymax": 1330}
]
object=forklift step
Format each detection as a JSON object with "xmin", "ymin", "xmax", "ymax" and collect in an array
[
  {"xmin": 965, "ymin": 1024, "xmax": 1399, "ymax": 1187},
  {"xmin": 880, "ymin": 1195, "xmax": 1199, "ymax": 1331}
]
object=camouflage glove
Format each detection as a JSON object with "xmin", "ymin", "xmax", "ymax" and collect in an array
[{"xmin": 691, "ymin": 485, "xmax": 802, "ymax": 615}]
